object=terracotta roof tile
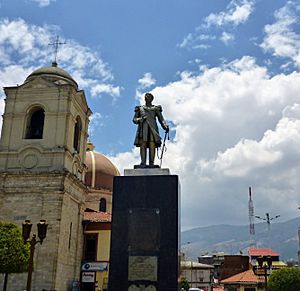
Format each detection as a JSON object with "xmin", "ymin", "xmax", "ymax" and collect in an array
[
  {"xmin": 83, "ymin": 211, "xmax": 111, "ymax": 222},
  {"xmin": 249, "ymin": 248, "xmax": 279, "ymax": 257},
  {"xmin": 221, "ymin": 269, "xmax": 264, "ymax": 284}
]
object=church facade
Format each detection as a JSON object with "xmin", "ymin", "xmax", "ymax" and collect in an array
[{"xmin": 0, "ymin": 63, "xmax": 118, "ymax": 291}]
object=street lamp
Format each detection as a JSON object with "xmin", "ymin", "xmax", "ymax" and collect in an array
[
  {"xmin": 253, "ymin": 256, "xmax": 272, "ymax": 291},
  {"xmin": 22, "ymin": 219, "xmax": 48, "ymax": 291},
  {"xmin": 255, "ymin": 213, "xmax": 280, "ymax": 231},
  {"xmin": 255, "ymin": 212, "xmax": 280, "ymax": 247}
]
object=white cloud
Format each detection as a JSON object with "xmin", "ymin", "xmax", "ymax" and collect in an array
[
  {"xmin": 0, "ymin": 18, "xmax": 118, "ymax": 100},
  {"xmin": 109, "ymin": 149, "xmax": 140, "ymax": 174},
  {"xmin": 30, "ymin": 0, "xmax": 56, "ymax": 7},
  {"xmin": 135, "ymin": 72, "xmax": 156, "ymax": 99},
  {"xmin": 179, "ymin": 0, "xmax": 254, "ymax": 49},
  {"xmin": 261, "ymin": 1, "xmax": 300, "ymax": 67},
  {"xmin": 220, "ymin": 32, "xmax": 235, "ymax": 44},
  {"xmin": 179, "ymin": 34, "xmax": 216, "ymax": 49},
  {"xmin": 0, "ymin": 65, "xmax": 33, "ymax": 87},
  {"xmin": 192, "ymin": 44, "xmax": 212, "ymax": 50},
  {"xmin": 91, "ymin": 84, "xmax": 121, "ymax": 100},
  {"xmin": 205, "ymin": 0, "xmax": 254, "ymax": 27},
  {"xmin": 112, "ymin": 56, "xmax": 300, "ymax": 229},
  {"xmin": 88, "ymin": 112, "xmax": 104, "ymax": 137},
  {"xmin": 138, "ymin": 72, "xmax": 156, "ymax": 89}
]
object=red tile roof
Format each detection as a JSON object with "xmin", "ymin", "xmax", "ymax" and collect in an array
[
  {"xmin": 221, "ymin": 269, "xmax": 264, "ymax": 284},
  {"xmin": 83, "ymin": 211, "xmax": 111, "ymax": 222},
  {"xmin": 249, "ymin": 248, "xmax": 279, "ymax": 257}
]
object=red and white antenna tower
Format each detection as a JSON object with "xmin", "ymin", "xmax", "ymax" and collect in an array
[{"xmin": 248, "ymin": 187, "xmax": 256, "ymax": 248}]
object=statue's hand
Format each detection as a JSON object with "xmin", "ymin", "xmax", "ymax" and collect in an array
[
  {"xmin": 136, "ymin": 117, "xmax": 146, "ymax": 122},
  {"xmin": 165, "ymin": 125, "xmax": 169, "ymax": 133}
]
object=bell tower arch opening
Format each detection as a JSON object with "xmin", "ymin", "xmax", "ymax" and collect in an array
[
  {"xmin": 25, "ymin": 106, "xmax": 45, "ymax": 139},
  {"xmin": 73, "ymin": 116, "xmax": 82, "ymax": 153}
]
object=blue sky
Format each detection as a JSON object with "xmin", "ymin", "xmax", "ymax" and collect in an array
[{"xmin": 1, "ymin": 0, "xmax": 300, "ymax": 232}]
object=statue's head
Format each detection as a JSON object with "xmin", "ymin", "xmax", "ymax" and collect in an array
[{"xmin": 145, "ymin": 93, "xmax": 154, "ymax": 102}]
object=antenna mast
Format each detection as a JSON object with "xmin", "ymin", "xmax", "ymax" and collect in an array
[
  {"xmin": 248, "ymin": 187, "xmax": 256, "ymax": 248},
  {"xmin": 298, "ymin": 228, "xmax": 300, "ymax": 263}
]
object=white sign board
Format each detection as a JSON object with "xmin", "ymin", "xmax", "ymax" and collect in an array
[{"xmin": 82, "ymin": 272, "xmax": 95, "ymax": 283}]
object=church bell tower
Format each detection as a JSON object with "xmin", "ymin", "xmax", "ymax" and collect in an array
[{"xmin": 0, "ymin": 62, "xmax": 91, "ymax": 290}]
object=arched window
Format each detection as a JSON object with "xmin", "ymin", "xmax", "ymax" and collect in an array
[
  {"xmin": 73, "ymin": 116, "xmax": 82, "ymax": 153},
  {"xmin": 99, "ymin": 198, "xmax": 107, "ymax": 212},
  {"xmin": 25, "ymin": 108, "xmax": 45, "ymax": 139}
]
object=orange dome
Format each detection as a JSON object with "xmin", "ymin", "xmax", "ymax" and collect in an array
[{"xmin": 84, "ymin": 147, "xmax": 120, "ymax": 191}]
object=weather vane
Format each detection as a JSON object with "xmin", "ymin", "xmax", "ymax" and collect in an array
[{"xmin": 48, "ymin": 35, "xmax": 66, "ymax": 65}]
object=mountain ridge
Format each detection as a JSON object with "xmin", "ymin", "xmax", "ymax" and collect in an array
[{"xmin": 181, "ymin": 216, "xmax": 300, "ymax": 261}]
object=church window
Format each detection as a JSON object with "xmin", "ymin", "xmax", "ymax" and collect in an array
[
  {"xmin": 68, "ymin": 222, "xmax": 72, "ymax": 249},
  {"xmin": 83, "ymin": 233, "xmax": 98, "ymax": 261},
  {"xmin": 99, "ymin": 198, "xmax": 107, "ymax": 212},
  {"xmin": 25, "ymin": 108, "xmax": 45, "ymax": 139},
  {"xmin": 73, "ymin": 116, "xmax": 82, "ymax": 153}
]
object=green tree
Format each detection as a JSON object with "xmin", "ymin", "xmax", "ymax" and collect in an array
[
  {"xmin": 268, "ymin": 267, "xmax": 300, "ymax": 291},
  {"xmin": 0, "ymin": 221, "xmax": 30, "ymax": 291},
  {"xmin": 180, "ymin": 277, "xmax": 190, "ymax": 291}
]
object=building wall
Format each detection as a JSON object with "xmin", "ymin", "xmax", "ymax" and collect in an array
[
  {"xmin": 224, "ymin": 286, "xmax": 263, "ymax": 291},
  {"xmin": 0, "ymin": 172, "xmax": 87, "ymax": 291},
  {"xmin": 220, "ymin": 255, "xmax": 250, "ymax": 280},
  {"xmin": 83, "ymin": 229, "xmax": 111, "ymax": 291},
  {"xmin": 181, "ymin": 267, "xmax": 212, "ymax": 290},
  {"xmin": 97, "ymin": 230, "xmax": 111, "ymax": 262},
  {"xmin": 85, "ymin": 190, "xmax": 112, "ymax": 213}
]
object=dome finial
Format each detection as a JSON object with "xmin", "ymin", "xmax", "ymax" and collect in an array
[{"xmin": 87, "ymin": 141, "xmax": 95, "ymax": 151}]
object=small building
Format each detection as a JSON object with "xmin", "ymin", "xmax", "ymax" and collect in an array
[
  {"xmin": 198, "ymin": 252, "xmax": 226, "ymax": 280},
  {"xmin": 181, "ymin": 260, "xmax": 214, "ymax": 291},
  {"xmin": 220, "ymin": 269, "xmax": 264, "ymax": 291},
  {"xmin": 248, "ymin": 247, "xmax": 286, "ymax": 271},
  {"xmin": 81, "ymin": 143, "xmax": 120, "ymax": 291},
  {"xmin": 220, "ymin": 255, "xmax": 250, "ymax": 281},
  {"xmin": 248, "ymin": 248, "xmax": 279, "ymax": 263}
]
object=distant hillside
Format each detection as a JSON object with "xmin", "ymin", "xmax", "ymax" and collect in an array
[{"xmin": 181, "ymin": 217, "xmax": 300, "ymax": 261}]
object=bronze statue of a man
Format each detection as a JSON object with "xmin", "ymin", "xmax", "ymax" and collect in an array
[{"xmin": 133, "ymin": 93, "xmax": 169, "ymax": 167}]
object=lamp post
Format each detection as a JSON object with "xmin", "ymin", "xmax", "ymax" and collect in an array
[
  {"xmin": 22, "ymin": 219, "xmax": 48, "ymax": 291},
  {"xmin": 253, "ymin": 256, "xmax": 272, "ymax": 291}
]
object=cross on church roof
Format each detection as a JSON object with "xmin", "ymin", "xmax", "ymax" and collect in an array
[{"xmin": 48, "ymin": 35, "xmax": 66, "ymax": 66}]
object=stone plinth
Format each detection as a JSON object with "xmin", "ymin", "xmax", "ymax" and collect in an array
[
  {"xmin": 124, "ymin": 168, "xmax": 170, "ymax": 176},
  {"xmin": 108, "ymin": 169, "xmax": 180, "ymax": 291}
]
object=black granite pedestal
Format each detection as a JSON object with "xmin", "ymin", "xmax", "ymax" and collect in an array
[{"xmin": 108, "ymin": 169, "xmax": 180, "ymax": 291}]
